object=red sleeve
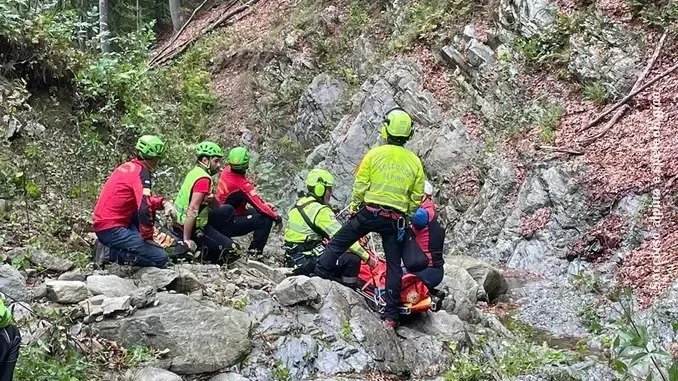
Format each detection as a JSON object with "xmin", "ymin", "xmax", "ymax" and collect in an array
[
  {"xmin": 241, "ymin": 180, "xmax": 278, "ymax": 219},
  {"xmin": 191, "ymin": 178, "xmax": 211, "ymax": 194}
]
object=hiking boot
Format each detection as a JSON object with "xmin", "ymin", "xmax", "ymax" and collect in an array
[
  {"xmin": 383, "ymin": 318, "xmax": 398, "ymax": 329},
  {"xmin": 92, "ymin": 240, "xmax": 111, "ymax": 270}
]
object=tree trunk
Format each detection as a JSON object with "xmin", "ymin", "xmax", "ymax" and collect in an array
[
  {"xmin": 169, "ymin": 0, "xmax": 183, "ymax": 33},
  {"xmin": 78, "ymin": 0, "xmax": 87, "ymax": 51},
  {"xmin": 99, "ymin": 0, "xmax": 112, "ymax": 53}
]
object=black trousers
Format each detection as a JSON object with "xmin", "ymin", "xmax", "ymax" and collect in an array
[
  {"xmin": 316, "ymin": 208, "xmax": 406, "ymax": 321},
  {"xmin": 228, "ymin": 209, "xmax": 274, "ymax": 252},
  {"xmin": 0, "ymin": 325, "xmax": 21, "ymax": 381},
  {"xmin": 285, "ymin": 244, "xmax": 361, "ymax": 284},
  {"xmin": 174, "ymin": 205, "xmax": 236, "ymax": 264}
]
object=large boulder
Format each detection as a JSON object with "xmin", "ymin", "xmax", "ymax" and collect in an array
[
  {"xmin": 94, "ymin": 292, "xmax": 252, "ymax": 374},
  {"xmin": 499, "ymin": 0, "xmax": 557, "ymax": 39},
  {"xmin": 445, "ymin": 256, "xmax": 509, "ymax": 301},
  {"xmin": 86, "ymin": 275, "xmax": 137, "ymax": 297},
  {"xmin": 25, "ymin": 248, "xmax": 74, "ymax": 272},
  {"xmin": 133, "ymin": 268, "xmax": 179, "ymax": 291},
  {"xmin": 45, "ymin": 280, "xmax": 88, "ymax": 304},
  {"xmin": 209, "ymin": 374, "xmax": 250, "ymax": 381},
  {"xmin": 0, "ymin": 264, "xmax": 29, "ymax": 301},
  {"xmin": 440, "ymin": 265, "xmax": 479, "ymax": 303}
]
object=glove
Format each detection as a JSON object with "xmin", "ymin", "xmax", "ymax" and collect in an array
[
  {"xmin": 163, "ymin": 200, "xmax": 177, "ymax": 220},
  {"xmin": 180, "ymin": 240, "xmax": 197, "ymax": 253}
]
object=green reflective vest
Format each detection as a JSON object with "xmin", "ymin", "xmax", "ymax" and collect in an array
[
  {"xmin": 0, "ymin": 299, "xmax": 12, "ymax": 328},
  {"xmin": 284, "ymin": 196, "xmax": 369, "ymax": 261},
  {"xmin": 175, "ymin": 165, "xmax": 212, "ymax": 229}
]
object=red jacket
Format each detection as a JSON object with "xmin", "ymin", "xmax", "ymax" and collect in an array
[
  {"xmin": 216, "ymin": 166, "xmax": 278, "ymax": 219},
  {"xmin": 411, "ymin": 197, "xmax": 445, "ymax": 268},
  {"xmin": 93, "ymin": 159, "xmax": 164, "ymax": 240}
]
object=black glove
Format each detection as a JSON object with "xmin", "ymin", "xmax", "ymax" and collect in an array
[{"xmin": 274, "ymin": 216, "xmax": 283, "ymax": 232}]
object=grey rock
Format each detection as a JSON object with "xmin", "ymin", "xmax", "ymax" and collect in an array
[
  {"xmin": 46, "ymin": 280, "xmax": 88, "ymax": 304},
  {"xmin": 412, "ymin": 310, "xmax": 467, "ymax": 343},
  {"xmin": 126, "ymin": 367, "xmax": 182, "ymax": 381},
  {"xmin": 80, "ymin": 295, "xmax": 106, "ymax": 316},
  {"xmin": 445, "ymin": 256, "xmax": 508, "ymax": 301},
  {"xmin": 169, "ymin": 270, "xmax": 201, "ymax": 293},
  {"xmin": 102, "ymin": 296, "xmax": 131, "ymax": 316},
  {"xmin": 134, "ymin": 267, "xmax": 179, "ymax": 291},
  {"xmin": 499, "ymin": 0, "xmax": 557, "ymax": 39},
  {"xmin": 399, "ymin": 326, "xmax": 454, "ymax": 377},
  {"xmin": 0, "ymin": 264, "xmax": 29, "ymax": 301},
  {"xmin": 444, "ymin": 289, "xmax": 480, "ymax": 323},
  {"xmin": 273, "ymin": 334, "xmax": 318, "ymax": 380},
  {"xmin": 274, "ymin": 276, "xmax": 319, "ymax": 306},
  {"xmin": 87, "ymin": 275, "xmax": 137, "ymax": 297},
  {"xmin": 94, "ymin": 292, "xmax": 252, "ymax": 374},
  {"xmin": 32, "ymin": 283, "xmax": 47, "ymax": 300},
  {"xmin": 58, "ymin": 269, "xmax": 88, "ymax": 282},
  {"xmin": 440, "ymin": 265, "xmax": 479, "ymax": 303},
  {"xmin": 209, "ymin": 373, "xmax": 250, "ymax": 381},
  {"xmin": 289, "ymin": 74, "xmax": 348, "ymax": 150},
  {"xmin": 26, "ymin": 248, "xmax": 74, "ymax": 272},
  {"xmin": 247, "ymin": 260, "xmax": 287, "ymax": 284},
  {"xmin": 349, "ymin": 306, "xmax": 405, "ymax": 373},
  {"xmin": 129, "ymin": 286, "xmax": 157, "ymax": 309}
]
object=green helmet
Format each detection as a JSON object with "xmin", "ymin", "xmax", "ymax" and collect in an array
[
  {"xmin": 227, "ymin": 147, "xmax": 250, "ymax": 170},
  {"xmin": 195, "ymin": 141, "xmax": 223, "ymax": 158},
  {"xmin": 305, "ymin": 168, "xmax": 335, "ymax": 198},
  {"xmin": 136, "ymin": 135, "xmax": 166, "ymax": 159},
  {"xmin": 382, "ymin": 108, "xmax": 413, "ymax": 138}
]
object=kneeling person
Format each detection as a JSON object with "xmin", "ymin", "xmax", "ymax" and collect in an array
[
  {"xmin": 403, "ymin": 181, "xmax": 445, "ymax": 293},
  {"xmin": 284, "ymin": 168, "xmax": 376, "ymax": 286},
  {"xmin": 174, "ymin": 142, "xmax": 239, "ymax": 264}
]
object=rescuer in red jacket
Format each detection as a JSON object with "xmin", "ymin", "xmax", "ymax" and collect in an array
[
  {"xmin": 402, "ymin": 181, "xmax": 445, "ymax": 290},
  {"xmin": 216, "ymin": 147, "xmax": 282, "ymax": 257},
  {"xmin": 92, "ymin": 135, "xmax": 176, "ymax": 268}
]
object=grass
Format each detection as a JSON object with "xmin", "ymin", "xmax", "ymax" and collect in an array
[{"xmin": 582, "ymin": 82, "xmax": 611, "ymax": 105}]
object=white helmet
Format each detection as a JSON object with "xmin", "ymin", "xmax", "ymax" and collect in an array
[{"xmin": 424, "ymin": 180, "xmax": 434, "ymax": 196}]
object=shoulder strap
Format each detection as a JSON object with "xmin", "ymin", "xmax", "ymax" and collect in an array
[{"xmin": 295, "ymin": 199, "xmax": 329, "ymax": 239}]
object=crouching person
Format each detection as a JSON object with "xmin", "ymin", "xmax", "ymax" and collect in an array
[
  {"xmin": 0, "ymin": 298, "xmax": 21, "ymax": 381},
  {"xmin": 93, "ymin": 135, "xmax": 175, "ymax": 268},
  {"xmin": 284, "ymin": 169, "xmax": 376, "ymax": 287},
  {"xmin": 402, "ymin": 181, "xmax": 445, "ymax": 295}
]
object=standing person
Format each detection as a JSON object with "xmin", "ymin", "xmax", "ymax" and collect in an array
[
  {"xmin": 93, "ymin": 135, "xmax": 176, "ymax": 268},
  {"xmin": 174, "ymin": 141, "xmax": 240, "ymax": 264},
  {"xmin": 0, "ymin": 298, "xmax": 21, "ymax": 381},
  {"xmin": 216, "ymin": 147, "xmax": 282, "ymax": 259},
  {"xmin": 283, "ymin": 168, "xmax": 377, "ymax": 282},
  {"xmin": 402, "ymin": 181, "xmax": 445, "ymax": 293},
  {"xmin": 316, "ymin": 108, "xmax": 425, "ymax": 329}
]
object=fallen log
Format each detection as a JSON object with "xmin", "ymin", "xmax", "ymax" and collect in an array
[
  {"xmin": 578, "ymin": 56, "xmax": 678, "ymax": 132},
  {"xmin": 150, "ymin": 0, "xmax": 258, "ymax": 68}
]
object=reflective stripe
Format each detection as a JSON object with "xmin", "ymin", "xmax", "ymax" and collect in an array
[
  {"xmin": 369, "ymin": 183, "xmax": 409, "ymax": 196},
  {"xmin": 363, "ymin": 192, "xmax": 410, "ymax": 213},
  {"xmin": 342, "ymin": 276, "xmax": 358, "ymax": 284},
  {"xmin": 174, "ymin": 166, "xmax": 211, "ymax": 228}
]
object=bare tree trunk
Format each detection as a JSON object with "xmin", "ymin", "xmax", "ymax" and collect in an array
[
  {"xmin": 99, "ymin": 0, "xmax": 112, "ymax": 53},
  {"xmin": 169, "ymin": 0, "xmax": 183, "ymax": 33},
  {"xmin": 78, "ymin": 0, "xmax": 87, "ymax": 51}
]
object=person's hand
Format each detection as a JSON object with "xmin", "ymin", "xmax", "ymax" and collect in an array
[
  {"xmin": 266, "ymin": 202, "xmax": 276, "ymax": 211},
  {"xmin": 180, "ymin": 240, "xmax": 197, "ymax": 253},
  {"xmin": 163, "ymin": 200, "xmax": 177, "ymax": 220},
  {"xmin": 274, "ymin": 216, "xmax": 283, "ymax": 233},
  {"xmin": 367, "ymin": 256, "xmax": 378, "ymax": 269}
]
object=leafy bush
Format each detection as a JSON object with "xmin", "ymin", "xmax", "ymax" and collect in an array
[
  {"xmin": 626, "ymin": 0, "xmax": 678, "ymax": 30},
  {"xmin": 582, "ymin": 82, "xmax": 611, "ymax": 104}
]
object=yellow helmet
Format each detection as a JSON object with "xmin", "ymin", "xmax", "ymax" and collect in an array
[{"xmin": 380, "ymin": 108, "xmax": 414, "ymax": 139}]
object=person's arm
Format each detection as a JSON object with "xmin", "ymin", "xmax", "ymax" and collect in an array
[
  {"xmin": 315, "ymin": 207, "xmax": 369, "ymax": 262},
  {"xmin": 350, "ymin": 150, "xmax": 373, "ymax": 213},
  {"xmin": 183, "ymin": 192, "xmax": 206, "ymax": 242},
  {"xmin": 0, "ymin": 299, "xmax": 12, "ymax": 328},
  {"xmin": 241, "ymin": 180, "xmax": 279, "ymax": 219},
  {"xmin": 136, "ymin": 168, "xmax": 165, "ymax": 240},
  {"xmin": 193, "ymin": 178, "xmax": 219, "ymax": 210},
  {"xmin": 409, "ymin": 159, "xmax": 425, "ymax": 215}
]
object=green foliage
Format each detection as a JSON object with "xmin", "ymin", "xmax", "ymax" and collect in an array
[
  {"xmin": 577, "ymin": 302, "xmax": 603, "ymax": 334},
  {"xmin": 611, "ymin": 288, "xmax": 678, "ymax": 380},
  {"xmin": 231, "ymin": 296, "xmax": 248, "ymax": 311},
  {"xmin": 121, "ymin": 344, "xmax": 154, "ymax": 368},
  {"xmin": 444, "ymin": 351, "xmax": 487, "ymax": 381},
  {"xmin": 513, "ymin": 12, "xmax": 581, "ymax": 75},
  {"xmin": 625, "ymin": 0, "xmax": 678, "ymax": 30},
  {"xmin": 582, "ymin": 82, "xmax": 611, "ymax": 104},
  {"xmin": 537, "ymin": 103, "xmax": 564, "ymax": 144},
  {"xmin": 340, "ymin": 319, "xmax": 353, "ymax": 342},
  {"xmin": 389, "ymin": 0, "xmax": 477, "ymax": 52},
  {"xmin": 272, "ymin": 359, "xmax": 292, "ymax": 381},
  {"xmin": 570, "ymin": 272, "xmax": 603, "ymax": 294}
]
